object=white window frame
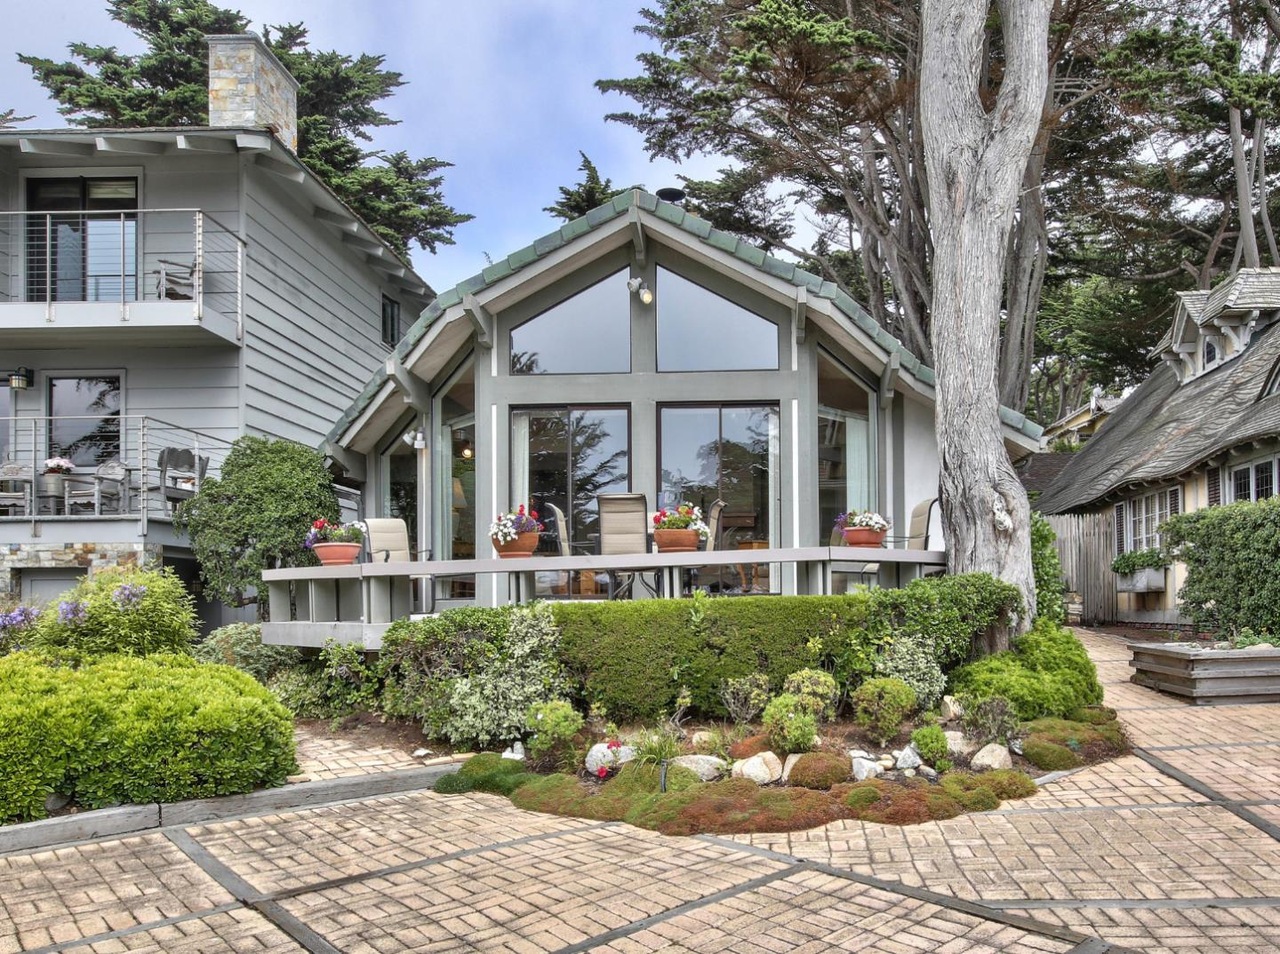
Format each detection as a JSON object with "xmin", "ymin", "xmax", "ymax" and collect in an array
[
  {"xmin": 1229, "ymin": 455, "xmax": 1279, "ymax": 503},
  {"xmin": 1125, "ymin": 487, "xmax": 1175, "ymax": 552}
]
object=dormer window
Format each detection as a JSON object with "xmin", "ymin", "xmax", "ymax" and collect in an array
[{"xmin": 1202, "ymin": 337, "xmax": 1220, "ymax": 372}]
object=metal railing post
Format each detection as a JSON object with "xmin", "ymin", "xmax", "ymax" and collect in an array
[
  {"xmin": 120, "ymin": 212, "xmax": 128, "ymax": 320},
  {"xmin": 44, "ymin": 214, "xmax": 52, "ymax": 321},
  {"xmin": 194, "ymin": 211, "xmax": 204, "ymax": 321},
  {"xmin": 139, "ymin": 417, "xmax": 149, "ymax": 534}
]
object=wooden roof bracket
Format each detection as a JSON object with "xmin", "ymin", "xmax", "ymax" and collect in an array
[
  {"xmin": 629, "ymin": 205, "xmax": 646, "ymax": 266},
  {"xmin": 463, "ymin": 292, "xmax": 494, "ymax": 350},
  {"xmin": 320, "ymin": 440, "xmax": 367, "ymax": 482},
  {"xmin": 385, "ymin": 356, "xmax": 430, "ymax": 414},
  {"xmin": 793, "ymin": 286, "xmax": 808, "ymax": 343},
  {"xmin": 879, "ymin": 351, "xmax": 901, "ymax": 410}
]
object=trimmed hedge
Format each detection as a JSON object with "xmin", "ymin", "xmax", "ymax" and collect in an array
[
  {"xmin": 0, "ymin": 651, "xmax": 297, "ymax": 823},
  {"xmin": 553, "ymin": 574, "xmax": 1021, "ymax": 721},
  {"xmin": 948, "ymin": 620, "xmax": 1102, "ymax": 720},
  {"xmin": 1162, "ymin": 498, "xmax": 1280, "ymax": 636}
]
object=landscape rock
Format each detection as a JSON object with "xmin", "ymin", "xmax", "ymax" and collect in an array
[
  {"xmin": 44, "ymin": 793, "xmax": 71, "ymax": 812},
  {"xmin": 940, "ymin": 695, "xmax": 964, "ymax": 721},
  {"xmin": 412, "ymin": 748, "xmax": 433, "ymax": 758},
  {"xmin": 690, "ymin": 730, "xmax": 716, "ymax": 749},
  {"xmin": 585, "ymin": 742, "xmax": 636, "ymax": 773},
  {"xmin": 1245, "ymin": 643, "xmax": 1275, "ymax": 651},
  {"xmin": 903, "ymin": 768, "xmax": 916, "ymax": 777},
  {"xmin": 1009, "ymin": 738, "xmax": 1024, "ymax": 756},
  {"xmin": 895, "ymin": 747, "xmax": 922, "ymax": 770},
  {"xmin": 918, "ymin": 766, "xmax": 938, "ymax": 781},
  {"xmin": 732, "ymin": 751, "xmax": 784, "ymax": 784},
  {"xmin": 782, "ymin": 753, "xmax": 803, "ymax": 782},
  {"xmin": 671, "ymin": 754, "xmax": 728, "ymax": 781},
  {"xmin": 944, "ymin": 731, "xmax": 978, "ymax": 757},
  {"xmin": 851, "ymin": 757, "xmax": 884, "ymax": 782},
  {"xmin": 971, "ymin": 742, "xmax": 1013, "ymax": 771},
  {"xmin": 849, "ymin": 749, "xmax": 872, "ymax": 761},
  {"xmin": 501, "ymin": 741, "xmax": 526, "ymax": 762}
]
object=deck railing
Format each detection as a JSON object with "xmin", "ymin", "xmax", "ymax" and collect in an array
[
  {"xmin": 0, "ymin": 209, "xmax": 243, "ymax": 324},
  {"xmin": 0, "ymin": 415, "xmax": 232, "ymax": 525}
]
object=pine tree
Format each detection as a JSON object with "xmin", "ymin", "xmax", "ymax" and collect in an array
[{"xmin": 544, "ymin": 152, "xmax": 636, "ymax": 221}]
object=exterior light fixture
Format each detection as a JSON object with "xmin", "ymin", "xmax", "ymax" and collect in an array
[
  {"xmin": 461, "ymin": 440, "xmax": 474, "ymax": 460},
  {"xmin": 7, "ymin": 367, "xmax": 31, "ymax": 390},
  {"xmin": 627, "ymin": 277, "xmax": 654, "ymax": 305},
  {"xmin": 401, "ymin": 428, "xmax": 426, "ymax": 450}
]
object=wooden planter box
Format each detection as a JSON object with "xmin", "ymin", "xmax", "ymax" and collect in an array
[
  {"xmin": 1116, "ymin": 567, "xmax": 1166, "ymax": 593},
  {"xmin": 1129, "ymin": 642, "xmax": 1280, "ymax": 705}
]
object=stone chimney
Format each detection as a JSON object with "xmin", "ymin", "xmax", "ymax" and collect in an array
[{"xmin": 206, "ymin": 33, "xmax": 300, "ymax": 152}]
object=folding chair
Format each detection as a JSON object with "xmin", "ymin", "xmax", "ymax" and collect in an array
[{"xmin": 596, "ymin": 493, "xmax": 653, "ymax": 599}]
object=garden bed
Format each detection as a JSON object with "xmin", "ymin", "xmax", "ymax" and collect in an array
[{"xmin": 1129, "ymin": 642, "xmax": 1280, "ymax": 704}]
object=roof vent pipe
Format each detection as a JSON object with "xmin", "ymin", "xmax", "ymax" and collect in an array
[{"xmin": 655, "ymin": 187, "xmax": 686, "ymax": 204}]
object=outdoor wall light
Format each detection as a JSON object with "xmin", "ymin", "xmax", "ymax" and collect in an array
[
  {"xmin": 401, "ymin": 428, "xmax": 427, "ymax": 450},
  {"xmin": 460, "ymin": 440, "xmax": 474, "ymax": 460},
  {"xmin": 7, "ymin": 367, "xmax": 31, "ymax": 390},
  {"xmin": 627, "ymin": 277, "xmax": 654, "ymax": 305}
]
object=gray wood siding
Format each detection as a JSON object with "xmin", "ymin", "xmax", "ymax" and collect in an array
[{"xmin": 240, "ymin": 164, "xmax": 407, "ymax": 444}]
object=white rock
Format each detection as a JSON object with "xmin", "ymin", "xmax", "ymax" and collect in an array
[
  {"xmin": 940, "ymin": 695, "xmax": 965, "ymax": 721},
  {"xmin": 848, "ymin": 749, "xmax": 872, "ymax": 761},
  {"xmin": 585, "ymin": 742, "xmax": 636, "ymax": 773},
  {"xmin": 500, "ymin": 741, "xmax": 526, "ymax": 762},
  {"xmin": 690, "ymin": 730, "xmax": 716, "ymax": 749},
  {"xmin": 851, "ymin": 757, "xmax": 884, "ymax": 782},
  {"xmin": 412, "ymin": 747, "xmax": 432, "ymax": 758},
  {"xmin": 782, "ymin": 753, "xmax": 804, "ymax": 782},
  {"xmin": 945, "ymin": 731, "xmax": 978, "ymax": 757},
  {"xmin": 918, "ymin": 766, "xmax": 938, "ymax": 781},
  {"xmin": 671, "ymin": 754, "xmax": 727, "ymax": 781},
  {"xmin": 903, "ymin": 768, "xmax": 916, "ymax": 778},
  {"xmin": 877, "ymin": 755, "xmax": 895, "ymax": 768},
  {"xmin": 732, "ymin": 751, "xmax": 784, "ymax": 784},
  {"xmin": 970, "ymin": 742, "xmax": 1012, "ymax": 771},
  {"xmin": 896, "ymin": 747, "xmax": 923, "ymax": 770},
  {"xmin": 1244, "ymin": 642, "xmax": 1275, "ymax": 651}
]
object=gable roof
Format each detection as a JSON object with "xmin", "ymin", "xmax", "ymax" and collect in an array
[
  {"xmin": 326, "ymin": 189, "xmax": 1043, "ymax": 451},
  {"xmin": 1037, "ymin": 320, "xmax": 1280, "ymax": 514}
]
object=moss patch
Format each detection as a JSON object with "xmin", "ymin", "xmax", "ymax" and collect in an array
[{"xmin": 787, "ymin": 752, "xmax": 850, "ymax": 790}]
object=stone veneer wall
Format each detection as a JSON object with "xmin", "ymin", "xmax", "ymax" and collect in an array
[
  {"xmin": 207, "ymin": 33, "xmax": 299, "ymax": 152},
  {"xmin": 1, "ymin": 543, "xmax": 164, "ymax": 598}
]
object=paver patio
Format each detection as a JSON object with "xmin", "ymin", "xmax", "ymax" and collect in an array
[{"xmin": 2, "ymin": 628, "xmax": 1279, "ymax": 953}]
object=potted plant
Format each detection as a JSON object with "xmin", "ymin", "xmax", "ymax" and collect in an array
[
  {"xmin": 652, "ymin": 503, "xmax": 710, "ymax": 552},
  {"xmin": 304, "ymin": 518, "xmax": 365, "ymax": 565},
  {"xmin": 38, "ymin": 455, "xmax": 76, "ymax": 502},
  {"xmin": 1111, "ymin": 548, "xmax": 1169, "ymax": 592},
  {"xmin": 835, "ymin": 509, "xmax": 890, "ymax": 546},
  {"xmin": 490, "ymin": 505, "xmax": 543, "ymax": 558}
]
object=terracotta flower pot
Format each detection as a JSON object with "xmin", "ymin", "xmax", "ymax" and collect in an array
[
  {"xmin": 312, "ymin": 541, "xmax": 362, "ymax": 565},
  {"xmin": 654, "ymin": 528, "xmax": 701, "ymax": 552},
  {"xmin": 842, "ymin": 527, "xmax": 886, "ymax": 547},
  {"xmin": 493, "ymin": 530, "xmax": 539, "ymax": 558}
]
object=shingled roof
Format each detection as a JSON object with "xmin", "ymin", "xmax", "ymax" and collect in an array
[
  {"xmin": 1037, "ymin": 319, "xmax": 1280, "ymax": 514},
  {"xmin": 326, "ymin": 189, "xmax": 1043, "ymax": 446}
]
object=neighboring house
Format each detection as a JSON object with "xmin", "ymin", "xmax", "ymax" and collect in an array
[
  {"xmin": 1014, "ymin": 451, "xmax": 1076, "ymax": 500},
  {"xmin": 1037, "ymin": 268, "xmax": 1280, "ymax": 624},
  {"xmin": 0, "ymin": 34, "xmax": 432, "ymax": 617},
  {"xmin": 1040, "ymin": 391, "xmax": 1124, "ymax": 447},
  {"xmin": 315, "ymin": 189, "xmax": 1042, "ymax": 613}
]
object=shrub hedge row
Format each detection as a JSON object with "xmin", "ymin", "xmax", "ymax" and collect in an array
[{"xmin": 0, "ymin": 651, "xmax": 297, "ymax": 823}]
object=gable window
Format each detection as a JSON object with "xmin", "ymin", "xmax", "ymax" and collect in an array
[
  {"xmin": 381, "ymin": 295, "xmax": 401, "ymax": 347},
  {"xmin": 510, "ymin": 270, "xmax": 630, "ymax": 375},
  {"xmin": 1118, "ymin": 485, "xmax": 1180, "ymax": 554},
  {"xmin": 656, "ymin": 267, "xmax": 779, "ymax": 372},
  {"xmin": 48, "ymin": 375, "xmax": 122, "ymax": 465},
  {"xmin": 1202, "ymin": 338, "xmax": 1219, "ymax": 370}
]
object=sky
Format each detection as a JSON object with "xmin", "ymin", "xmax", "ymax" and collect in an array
[{"xmin": 1, "ymin": 0, "xmax": 723, "ymax": 293}]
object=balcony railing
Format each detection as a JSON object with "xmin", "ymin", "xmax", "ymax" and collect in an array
[
  {"xmin": 0, "ymin": 415, "xmax": 232, "ymax": 526},
  {"xmin": 0, "ymin": 209, "xmax": 243, "ymax": 325}
]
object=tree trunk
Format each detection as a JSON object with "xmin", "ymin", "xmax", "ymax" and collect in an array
[
  {"xmin": 1230, "ymin": 105, "xmax": 1261, "ymax": 269},
  {"xmin": 920, "ymin": 0, "xmax": 1051, "ymax": 650}
]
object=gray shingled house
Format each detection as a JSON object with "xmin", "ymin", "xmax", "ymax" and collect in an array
[
  {"xmin": 0, "ymin": 34, "xmax": 432, "ymax": 620},
  {"xmin": 1037, "ymin": 268, "xmax": 1280, "ymax": 624}
]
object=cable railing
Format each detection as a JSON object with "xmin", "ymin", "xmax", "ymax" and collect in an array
[
  {"xmin": 0, "ymin": 415, "xmax": 233, "ymax": 525},
  {"xmin": 0, "ymin": 209, "xmax": 243, "ymax": 324}
]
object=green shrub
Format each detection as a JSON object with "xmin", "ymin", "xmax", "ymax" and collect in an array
[
  {"xmin": 1031, "ymin": 512, "xmax": 1065, "ymax": 623},
  {"xmin": 910, "ymin": 724, "xmax": 948, "ymax": 765},
  {"xmin": 1022, "ymin": 738, "xmax": 1081, "ymax": 771},
  {"xmin": 266, "ymin": 665, "xmax": 332, "ymax": 718},
  {"xmin": 782, "ymin": 668, "xmax": 839, "ymax": 722},
  {"xmin": 525, "ymin": 700, "xmax": 584, "ymax": 767},
  {"xmin": 553, "ymin": 576, "xmax": 1020, "ymax": 721},
  {"xmin": 193, "ymin": 623, "xmax": 301, "ymax": 684},
  {"xmin": 1162, "ymin": 498, "xmax": 1280, "ymax": 636},
  {"xmin": 720, "ymin": 673, "xmax": 771, "ymax": 725},
  {"xmin": 435, "ymin": 752, "xmax": 537, "ymax": 796},
  {"xmin": 318, "ymin": 641, "xmax": 379, "ymax": 715},
  {"xmin": 0, "ymin": 602, "xmax": 39, "ymax": 655},
  {"xmin": 948, "ymin": 620, "xmax": 1101, "ymax": 720},
  {"xmin": 787, "ymin": 752, "xmax": 850, "ymax": 789},
  {"xmin": 851, "ymin": 677, "xmax": 916, "ymax": 746},
  {"xmin": 874, "ymin": 633, "xmax": 946, "ymax": 709},
  {"xmin": 1110, "ymin": 547, "xmax": 1169, "ymax": 575},
  {"xmin": 762, "ymin": 694, "xmax": 818, "ymax": 754},
  {"xmin": 0, "ymin": 651, "xmax": 296, "ymax": 822},
  {"xmin": 32, "ymin": 567, "xmax": 197, "ymax": 656},
  {"xmin": 958, "ymin": 695, "xmax": 1021, "ymax": 745}
]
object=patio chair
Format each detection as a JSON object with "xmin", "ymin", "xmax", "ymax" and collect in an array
[
  {"xmin": 158, "ymin": 447, "xmax": 209, "ymax": 513},
  {"xmin": 886, "ymin": 497, "xmax": 939, "ymax": 550},
  {"xmin": 830, "ymin": 526, "xmax": 879, "ymax": 591},
  {"xmin": 155, "ymin": 259, "xmax": 195, "ymax": 300},
  {"xmin": 543, "ymin": 502, "xmax": 600, "ymax": 595},
  {"xmin": 64, "ymin": 460, "xmax": 128, "ymax": 515},
  {"xmin": 0, "ymin": 462, "xmax": 34, "ymax": 517},
  {"xmin": 364, "ymin": 518, "xmax": 413, "ymax": 563},
  {"xmin": 362, "ymin": 517, "xmax": 433, "ymax": 616},
  {"xmin": 596, "ymin": 492, "xmax": 654, "ymax": 599}
]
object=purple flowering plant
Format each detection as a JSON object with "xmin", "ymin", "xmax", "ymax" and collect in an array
[
  {"xmin": 58, "ymin": 600, "xmax": 88, "ymax": 625},
  {"xmin": 113, "ymin": 583, "xmax": 148, "ymax": 608}
]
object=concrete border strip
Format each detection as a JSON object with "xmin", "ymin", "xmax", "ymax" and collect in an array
[
  {"xmin": 1132, "ymin": 747, "xmax": 1280, "ymax": 843},
  {"xmin": 19, "ymin": 902, "xmax": 243, "ymax": 954},
  {"xmin": 986, "ymin": 896, "xmax": 1280, "ymax": 911}
]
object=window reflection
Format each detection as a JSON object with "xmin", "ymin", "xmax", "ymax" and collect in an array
[
  {"xmin": 48, "ymin": 376, "xmax": 121, "ymax": 465},
  {"xmin": 817, "ymin": 352, "xmax": 875, "ymax": 545},
  {"xmin": 510, "ymin": 270, "xmax": 630, "ymax": 374},
  {"xmin": 656, "ymin": 267, "xmax": 779, "ymax": 371}
]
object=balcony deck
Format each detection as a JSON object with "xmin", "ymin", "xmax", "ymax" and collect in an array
[{"xmin": 261, "ymin": 545, "xmax": 948, "ymax": 649}]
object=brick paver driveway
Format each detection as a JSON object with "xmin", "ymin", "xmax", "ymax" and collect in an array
[{"xmin": 3, "ymin": 629, "xmax": 1279, "ymax": 953}]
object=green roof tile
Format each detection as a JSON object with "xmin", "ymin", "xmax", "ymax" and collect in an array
[
  {"xmin": 684, "ymin": 215, "xmax": 712, "ymax": 239},
  {"xmin": 762, "ymin": 256, "xmax": 796, "ymax": 281},
  {"xmin": 457, "ymin": 273, "xmax": 488, "ymax": 296},
  {"xmin": 560, "ymin": 216, "xmax": 592, "ymax": 240},
  {"xmin": 533, "ymin": 231, "xmax": 566, "ymax": 256},
  {"xmin": 506, "ymin": 244, "xmax": 539, "ymax": 270},
  {"xmin": 482, "ymin": 259, "xmax": 515, "ymax": 284},
  {"xmin": 736, "ymin": 244, "xmax": 766, "ymax": 268},
  {"xmin": 611, "ymin": 191, "xmax": 635, "ymax": 214},
  {"xmin": 653, "ymin": 202, "xmax": 686, "ymax": 226},
  {"xmin": 818, "ymin": 281, "xmax": 842, "ymax": 300},
  {"xmin": 636, "ymin": 191, "xmax": 659, "ymax": 212},
  {"xmin": 706, "ymin": 230, "xmax": 740, "ymax": 254}
]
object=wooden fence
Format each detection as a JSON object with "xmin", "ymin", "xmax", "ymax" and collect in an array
[{"xmin": 1047, "ymin": 512, "xmax": 1118, "ymax": 625}]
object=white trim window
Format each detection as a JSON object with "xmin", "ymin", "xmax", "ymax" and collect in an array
[
  {"xmin": 1229, "ymin": 459, "xmax": 1276, "ymax": 502},
  {"xmin": 1118, "ymin": 485, "xmax": 1181, "ymax": 554}
]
